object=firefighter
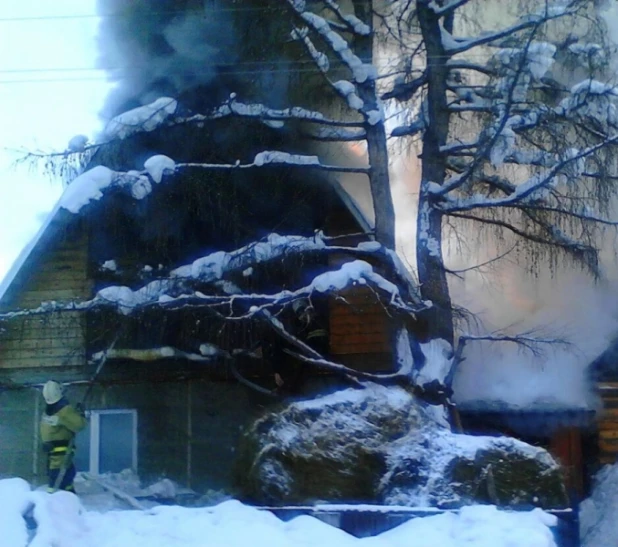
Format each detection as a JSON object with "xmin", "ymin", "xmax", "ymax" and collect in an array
[{"xmin": 40, "ymin": 381, "xmax": 87, "ymax": 493}]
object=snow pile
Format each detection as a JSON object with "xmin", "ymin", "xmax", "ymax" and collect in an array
[
  {"xmin": 60, "ymin": 166, "xmax": 153, "ymax": 214},
  {"xmin": 144, "ymin": 155, "xmax": 176, "ymax": 183},
  {"xmin": 0, "ymin": 477, "xmax": 558, "ymax": 547},
  {"xmin": 568, "ymin": 43, "xmax": 603, "ymax": 57},
  {"xmin": 526, "ymin": 42, "xmax": 557, "ymax": 80},
  {"xmin": 172, "ymin": 233, "xmax": 326, "ymax": 280},
  {"xmin": 415, "ymin": 338, "xmax": 453, "ymax": 387},
  {"xmin": 67, "ymin": 134, "xmax": 89, "ymax": 153},
  {"xmin": 378, "ymin": 505, "xmax": 556, "ymax": 547},
  {"xmin": 97, "ymin": 280, "xmax": 172, "ymax": 314},
  {"xmin": 100, "ymin": 260, "xmax": 117, "ymax": 272},
  {"xmin": 103, "ymin": 97, "xmax": 178, "ymax": 140},
  {"xmin": 580, "ymin": 463, "xmax": 618, "ymax": 547},
  {"xmin": 558, "ymin": 79, "xmax": 618, "ymax": 124},
  {"xmin": 254, "ymin": 151, "xmax": 321, "ymax": 167},
  {"xmin": 59, "ymin": 166, "xmax": 114, "ymax": 213},
  {"xmin": 0, "ymin": 478, "xmax": 31, "ymax": 546},
  {"xmin": 311, "ymin": 260, "xmax": 399, "ymax": 299},
  {"xmin": 334, "ymin": 80, "xmax": 364, "ymax": 110},
  {"xmin": 239, "ymin": 384, "xmax": 566, "ymax": 509}
]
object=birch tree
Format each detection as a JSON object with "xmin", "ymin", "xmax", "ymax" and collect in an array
[{"xmin": 382, "ymin": 0, "xmax": 618, "ymax": 353}]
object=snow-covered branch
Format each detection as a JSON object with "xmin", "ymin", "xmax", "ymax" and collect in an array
[
  {"xmin": 285, "ymin": 0, "xmax": 376, "ymax": 84},
  {"xmin": 59, "ymin": 153, "xmax": 370, "ymax": 213},
  {"xmin": 101, "ymin": 96, "xmax": 365, "ymax": 143},
  {"xmin": 179, "ymin": 152, "xmax": 370, "ymax": 174},
  {"xmin": 382, "ymin": 74, "xmax": 427, "ymax": 102},
  {"xmin": 439, "ymin": 134, "xmax": 618, "ymax": 212},
  {"xmin": 302, "ymin": 126, "xmax": 367, "ymax": 142},
  {"xmin": 323, "ymin": 0, "xmax": 371, "ymax": 36},
  {"xmin": 90, "ymin": 346, "xmax": 227, "ymax": 363},
  {"xmin": 291, "ymin": 27, "xmax": 331, "ymax": 73},
  {"xmin": 441, "ymin": 7, "xmax": 574, "ymax": 56},
  {"xmin": 0, "ymin": 241, "xmax": 424, "ymax": 321},
  {"xmin": 429, "ymin": 0, "xmax": 470, "ymax": 17}
]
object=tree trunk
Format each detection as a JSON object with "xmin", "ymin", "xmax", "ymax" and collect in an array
[
  {"xmin": 416, "ymin": 0, "xmax": 454, "ymax": 346},
  {"xmin": 353, "ymin": 0, "xmax": 396, "ymax": 250}
]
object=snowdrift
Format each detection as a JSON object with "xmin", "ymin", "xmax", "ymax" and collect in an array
[{"xmin": 0, "ymin": 477, "xmax": 558, "ymax": 547}]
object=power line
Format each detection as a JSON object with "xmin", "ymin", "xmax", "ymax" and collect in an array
[
  {"xmin": 0, "ymin": 53, "xmax": 490, "ymax": 79},
  {"xmin": 0, "ymin": 7, "xmax": 293, "ymax": 22}
]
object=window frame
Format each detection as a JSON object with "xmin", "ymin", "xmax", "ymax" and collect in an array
[{"xmin": 83, "ymin": 409, "xmax": 138, "ymax": 475}]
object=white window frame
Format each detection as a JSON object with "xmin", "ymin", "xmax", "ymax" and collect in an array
[{"xmin": 85, "ymin": 409, "xmax": 138, "ymax": 475}]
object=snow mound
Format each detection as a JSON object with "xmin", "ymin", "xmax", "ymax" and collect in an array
[
  {"xmin": 103, "ymin": 97, "xmax": 178, "ymax": 140},
  {"xmin": 144, "ymin": 155, "xmax": 176, "ymax": 183},
  {"xmin": 580, "ymin": 463, "xmax": 618, "ymax": 547},
  {"xmin": 0, "ymin": 478, "xmax": 557, "ymax": 547},
  {"xmin": 254, "ymin": 151, "xmax": 321, "ymax": 166},
  {"xmin": 415, "ymin": 338, "xmax": 453, "ymax": 387},
  {"xmin": 237, "ymin": 384, "xmax": 567, "ymax": 509},
  {"xmin": 60, "ymin": 166, "xmax": 153, "ymax": 213}
]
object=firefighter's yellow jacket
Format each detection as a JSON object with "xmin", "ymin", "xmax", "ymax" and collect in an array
[{"xmin": 40, "ymin": 401, "xmax": 87, "ymax": 469}]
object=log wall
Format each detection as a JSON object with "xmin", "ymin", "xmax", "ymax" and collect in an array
[
  {"xmin": 0, "ymin": 225, "xmax": 91, "ymax": 369},
  {"xmin": 596, "ymin": 382, "xmax": 618, "ymax": 464}
]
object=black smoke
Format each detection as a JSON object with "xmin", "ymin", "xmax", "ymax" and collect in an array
[{"xmin": 96, "ymin": 0, "xmax": 296, "ymax": 118}]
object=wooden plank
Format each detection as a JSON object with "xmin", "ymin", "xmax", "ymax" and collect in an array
[
  {"xmin": 329, "ymin": 306, "xmax": 386, "ymax": 317},
  {"xmin": 330, "ymin": 322, "xmax": 390, "ymax": 335},
  {"xmin": 599, "ymin": 440, "xmax": 618, "ymax": 453},
  {"xmin": 0, "ymin": 337, "xmax": 84, "ymax": 350},
  {"xmin": 331, "ymin": 332, "xmax": 389, "ymax": 345},
  {"xmin": 597, "ymin": 382, "xmax": 618, "ymax": 390},
  {"xmin": 600, "ymin": 430, "xmax": 618, "ymax": 440},
  {"xmin": 0, "ymin": 356, "xmax": 85, "ymax": 369},
  {"xmin": 0, "ymin": 347, "xmax": 85, "ymax": 362},
  {"xmin": 18, "ymin": 289, "xmax": 91, "ymax": 302},
  {"xmin": 330, "ymin": 342, "xmax": 391, "ymax": 355},
  {"xmin": 599, "ymin": 408, "xmax": 618, "ymax": 419},
  {"xmin": 330, "ymin": 315, "xmax": 389, "ymax": 328},
  {"xmin": 330, "ymin": 319, "xmax": 390, "ymax": 334},
  {"xmin": 0, "ymin": 326, "xmax": 85, "ymax": 341}
]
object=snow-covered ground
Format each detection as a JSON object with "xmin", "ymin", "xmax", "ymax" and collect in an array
[
  {"xmin": 0, "ymin": 477, "xmax": 559, "ymax": 547},
  {"xmin": 580, "ymin": 463, "xmax": 618, "ymax": 547}
]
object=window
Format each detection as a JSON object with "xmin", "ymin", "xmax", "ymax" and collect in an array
[{"xmin": 74, "ymin": 409, "xmax": 138, "ymax": 475}]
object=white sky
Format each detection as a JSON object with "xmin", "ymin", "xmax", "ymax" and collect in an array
[{"xmin": 0, "ymin": 0, "xmax": 111, "ymax": 277}]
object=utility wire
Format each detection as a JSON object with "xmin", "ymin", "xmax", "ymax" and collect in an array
[
  {"xmin": 0, "ymin": 53, "xmax": 490, "ymax": 74},
  {"xmin": 0, "ymin": 7, "xmax": 291, "ymax": 22}
]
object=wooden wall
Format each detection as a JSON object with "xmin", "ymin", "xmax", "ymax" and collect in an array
[
  {"xmin": 0, "ymin": 221, "xmax": 91, "ymax": 369},
  {"xmin": 596, "ymin": 382, "xmax": 618, "ymax": 464},
  {"xmin": 329, "ymin": 287, "xmax": 391, "ymax": 357}
]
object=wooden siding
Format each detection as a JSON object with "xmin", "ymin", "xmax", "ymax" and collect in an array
[
  {"xmin": 596, "ymin": 382, "xmax": 618, "ymax": 464},
  {"xmin": 0, "ymin": 230, "xmax": 91, "ymax": 369},
  {"xmin": 329, "ymin": 287, "xmax": 391, "ymax": 356},
  {"xmin": 549, "ymin": 428, "xmax": 584, "ymax": 498}
]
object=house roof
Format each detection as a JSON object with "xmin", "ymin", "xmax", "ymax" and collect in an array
[
  {"xmin": 588, "ymin": 337, "xmax": 618, "ymax": 381},
  {"xmin": 0, "ymin": 203, "xmax": 62, "ymax": 303},
  {"xmin": 457, "ymin": 400, "xmax": 596, "ymax": 437}
]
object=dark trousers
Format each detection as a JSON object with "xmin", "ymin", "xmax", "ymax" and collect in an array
[{"xmin": 47, "ymin": 463, "xmax": 76, "ymax": 493}]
